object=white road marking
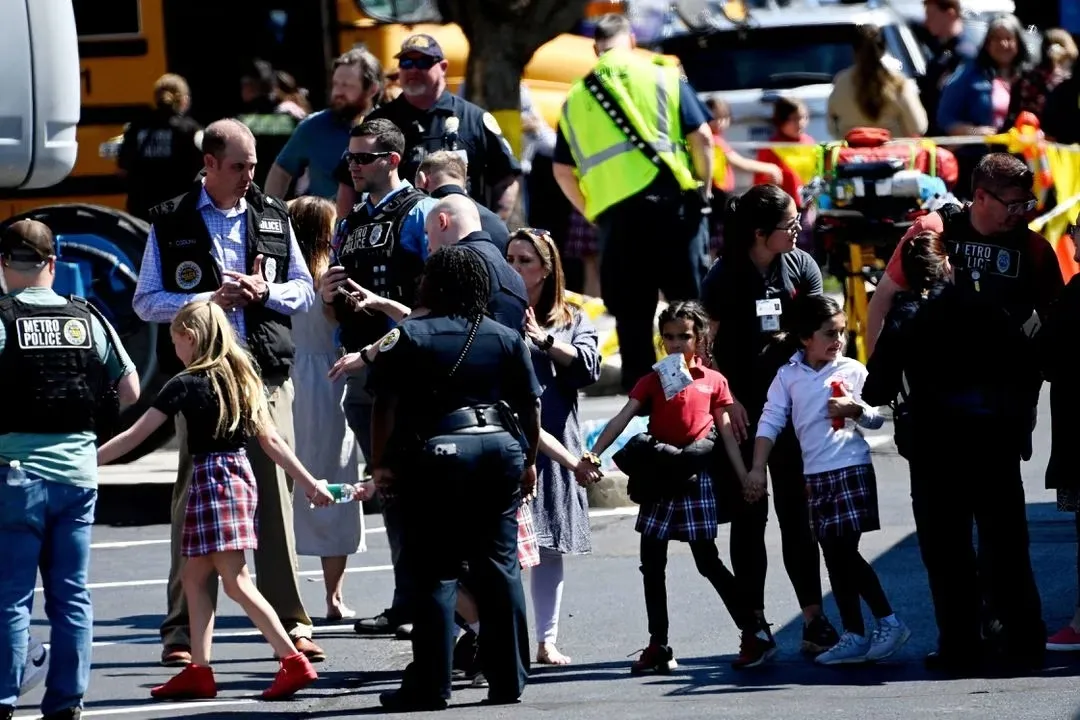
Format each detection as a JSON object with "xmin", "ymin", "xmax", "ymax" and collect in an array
[
  {"xmin": 90, "ymin": 621, "xmax": 358, "ymax": 648},
  {"xmin": 15, "ymin": 698, "xmax": 257, "ymax": 719},
  {"xmin": 35, "ymin": 565, "xmax": 394, "ymax": 594},
  {"xmin": 90, "ymin": 539, "xmax": 172, "ymax": 549}
]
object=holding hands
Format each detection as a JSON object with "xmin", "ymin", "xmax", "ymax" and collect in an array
[{"xmin": 574, "ymin": 451, "xmax": 604, "ymax": 487}]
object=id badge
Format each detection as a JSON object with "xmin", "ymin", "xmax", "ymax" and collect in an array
[{"xmin": 756, "ymin": 298, "xmax": 782, "ymax": 333}]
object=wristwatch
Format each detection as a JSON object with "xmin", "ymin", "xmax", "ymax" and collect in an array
[
  {"xmin": 539, "ymin": 334, "xmax": 555, "ymax": 352},
  {"xmin": 360, "ymin": 345, "xmax": 375, "ymax": 365}
]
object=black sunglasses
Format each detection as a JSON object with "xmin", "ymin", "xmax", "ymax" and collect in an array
[
  {"xmin": 513, "ymin": 227, "xmax": 552, "ymax": 240},
  {"xmin": 343, "ymin": 151, "xmax": 392, "ymax": 165},
  {"xmin": 398, "ymin": 56, "xmax": 439, "ymax": 71}
]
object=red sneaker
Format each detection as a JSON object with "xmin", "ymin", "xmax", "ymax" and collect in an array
[
  {"xmin": 1046, "ymin": 626, "xmax": 1080, "ymax": 652},
  {"xmin": 151, "ymin": 664, "xmax": 217, "ymax": 700},
  {"xmin": 630, "ymin": 643, "xmax": 677, "ymax": 675},
  {"xmin": 262, "ymin": 652, "xmax": 318, "ymax": 700}
]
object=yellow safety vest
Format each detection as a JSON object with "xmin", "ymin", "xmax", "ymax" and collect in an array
[{"xmin": 559, "ymin": 50, "xmax": 698, "ymax": 222}]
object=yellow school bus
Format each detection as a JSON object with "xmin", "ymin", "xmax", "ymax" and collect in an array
[{"xmin": 0, "ymin": 0, "xmax": 640, "ymax": 223}]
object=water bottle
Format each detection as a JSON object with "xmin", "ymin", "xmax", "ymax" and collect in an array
[
  {"xmin": 6, "ymin": 460, "xmax": 29, "ymax": 487},
  {"xmin": 830, "ymin": 382, "xmax": 846, "ymax": 431},
  {"xmin": 327, "ymin": 483, "xmax": 358, "ymax": 504}
]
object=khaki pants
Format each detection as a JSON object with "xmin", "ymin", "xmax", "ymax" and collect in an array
[{"xmin": 159, "ymin": 379, "xmax": 313, "ymax": 646}]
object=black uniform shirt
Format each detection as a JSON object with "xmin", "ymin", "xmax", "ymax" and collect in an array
[
  {"xmin": 431, "ymin": 185, "xmax": 510, "ymax": 254},
  {"xmin": 365, "ymin": 91, "xmax": 521, "ymax": 211},
  {"xmin": 366, "ymin": 315, "xmax": 542, "ymax": 441}
]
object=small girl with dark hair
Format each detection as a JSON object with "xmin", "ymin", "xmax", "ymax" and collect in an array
[
  {"xmin": 580, "ymin": 301, "xmax": 776, "ymax": 673},
  {"xmin": 750, "ymin": 295, "xmax": 910, "ymax": 665}
]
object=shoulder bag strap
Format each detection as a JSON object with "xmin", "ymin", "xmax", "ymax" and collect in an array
[{"xmin": 446, "ymin": 314, "xmax": 483, "ymax": 380}]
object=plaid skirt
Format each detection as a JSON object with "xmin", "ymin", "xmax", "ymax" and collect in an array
[
  {"xmin": 635, "ymin": 472, "xmax": 718, "ymax": 542},
  {"xmin": 562, "ymin": 209, "xmax": 598, "ymax": 259},
  {"xmin": 805, "ymin": 463, "xmax": 880, "ymax": 540},
  {"xmin": 1058, "ymin": 489, "xmax": 1080, "ymax": 513},
  {"xmin": 182, "ymin": 450, "xmax": 259, "ymax": 557},
  {"xmin": 517, "ymin": 502, "xmax": 540, "ymax": 569}
]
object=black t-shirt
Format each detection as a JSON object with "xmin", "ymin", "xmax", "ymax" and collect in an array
[
  {"xmin": 701, "ymin": 248, "xmax": 823, "ymax": 415},
  {"xmin": 152, "ymin": 372, "xmax": 249, "ymax": 454},
  {"xmin": 118, "ymin": 110, "xmax": 204, "ymax": 220}
]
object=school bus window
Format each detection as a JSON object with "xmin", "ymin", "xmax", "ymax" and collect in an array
[
  {"xmin": 73, "ymin": 0, "xmax": 141, "ymax": 38},
  {"xmin": 354, "ymin": 0, "xmax": 440, "ymax": 23}
]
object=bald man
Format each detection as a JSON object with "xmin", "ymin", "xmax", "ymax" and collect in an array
[
  {"xmin": 132, "ymin": 118, "xmax": 322, "ymax": 667},
  {"xmin": 425, "ymin": 195, "xmax": 527, "ymax": 330}
]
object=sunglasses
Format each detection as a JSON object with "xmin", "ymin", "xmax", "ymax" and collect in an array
[
  {"xmin": 398, "ymin": 56, "xmax": 439, "ymax": 71},
  {"xmin": 343, "ymin": 151, "xmax": 392, "ymax": 165},
  {"xmin": 985, "ymin": 189, "xmax": 1037, "ymax": 216}
]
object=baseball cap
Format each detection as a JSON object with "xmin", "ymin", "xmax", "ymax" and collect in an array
[
  {"xmin": 395, "ymin": 34, "xmax": 445, "ymax": 60},
  {"xmin": 0, "ymin": 219, "xmax": 56, "ymax": 269}
]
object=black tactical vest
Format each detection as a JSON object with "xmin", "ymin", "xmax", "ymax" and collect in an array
[
  {"xmin": 149, "ymin": 181, "xmax": 295, "ymax": 378},
  {"xmin": 0, "ymin": 296, "xmax": 107, "ymax": 434},
  {"xmin": 939, "ymin": 204, "xmax": 1041, "ymax": 325},
  {"xmin": 335, "ymin": 187, "xmax": 426, "ymax": 351}
]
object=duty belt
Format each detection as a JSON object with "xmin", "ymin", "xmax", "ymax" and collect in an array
[{"xmin": 432, "ymin": 406, "xmax": 508, "ymax": 435}]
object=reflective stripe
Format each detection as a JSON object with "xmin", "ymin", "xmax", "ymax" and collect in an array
[{"xmin": 655, "ymin": 65, "xmax": 670, "ymax": 140}]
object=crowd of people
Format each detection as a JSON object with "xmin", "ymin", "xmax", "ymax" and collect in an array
[{"xmin": 2, "ymin": 4, "xmax": 1080, "ymax": 718}]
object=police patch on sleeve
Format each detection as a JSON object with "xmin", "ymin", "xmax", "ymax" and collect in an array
[
  {"xmin": 263, "ymin": 256, "xmax": 278, "ymax": 282},
  {"xmin": 175, "ymin": 261, "xmax": 203, "ymax": 290},
  {"xmin": 482, "ymin": 112, "xmax": 503, "ymax": 136},
  {"xmin": 16, "ymin": 317, "xmax": 93, "ymax": 350},
  {"xmin": 378, "ymin": 328, "xmax": 401, "ymax": 352}
]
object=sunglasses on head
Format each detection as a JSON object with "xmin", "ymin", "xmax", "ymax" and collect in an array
[
  {"xmin": 398, "ymin": 56, "xmax": 439, "ymax": 71},
  {"xmin": 343, "ymin": 151, "xmax": 392, "ymax": 165},
  {"xmin": 514, "ymin": 227, "xmax": 552, "ymax": 239}
]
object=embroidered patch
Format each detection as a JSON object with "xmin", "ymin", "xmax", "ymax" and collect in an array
[
  {"xmin": 259, "ymin": 218, "xmax": 285, "ymax": 235},
  {"xmin": 16, "ymin": 317, "xmax": 92, "ymax": 350},
  {"xmin": 482, "ymin": 112, "xmax": 503, "ymax": 135},
  {"xmin": 263, "ymin": 256, "xmax": 278, "ymax": 282},
  {"xmin": 379, "ymin": 328, "xmax": 401, "ymax": 352},
  {"xmin": 175, "ymin": 261, "xmax": 203, "ymax": 290}
]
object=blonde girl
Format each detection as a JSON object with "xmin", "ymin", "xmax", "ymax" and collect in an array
[{"xmin": 98, "ymin": 302, "xmax": 334, "ymax": 701}]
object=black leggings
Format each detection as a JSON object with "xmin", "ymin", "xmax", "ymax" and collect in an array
[
  {"xmin": 640, "ymin": 535, "xmax": 757, "ymax": 646},
  {"xmin": 729, "ymin": 429, "xmax": 823, "ymax": 611},
  {"xmin": 819, "ymin": 533, "xmax": 892, "ymax": 637}
]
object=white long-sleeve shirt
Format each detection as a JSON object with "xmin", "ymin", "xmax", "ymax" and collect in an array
[{"xmin": 757, "ymin": 352, "xmax": 884, "ymax": 475}]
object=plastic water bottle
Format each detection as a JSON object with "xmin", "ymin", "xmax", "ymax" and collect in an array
[
  {"xmin": 327, "ymin": 483, "xmax": 358, "ymax": 503},
  {"xmin": 6, "ymin": 460, "xmax": 29, "ymax": 487}
]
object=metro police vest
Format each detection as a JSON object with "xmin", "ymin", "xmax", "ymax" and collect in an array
[
  {"xmin": 0, "ymin": 296, "xmax": 107, "ymax": 434},
  {"xmin": 150, "ymin": 181, "xmax": 295, "ymax": 377},
  {"xmin": 335, "ymin": 187, "xmax": 427, "ymax": 351}
]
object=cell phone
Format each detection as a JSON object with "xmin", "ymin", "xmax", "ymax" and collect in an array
[{"xmin": 337, "ymin": 285, "xmax": 373, "ymax": 314}]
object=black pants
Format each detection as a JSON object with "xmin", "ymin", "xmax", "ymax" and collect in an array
[
  {"xmin": 597, "ymin": 192, "xmax": 710, "ymax": 392},
  {"xmin": 729, "ymin": 429, "xmax": 823, "ymax": 612},
  {"xmin": 398, "ymin": 431, "xmax": 530, "ymax": 701},
  {"xmin": 639, "ymin": 535, "xmax": 757, "ymax": 646},
  {"xmin": 819, "ymin": 533, "xmax": 892, "ymax": 636},
  {"xmin": 909, "ymin": 427, "xmax": 1045, "ymax": 660}
]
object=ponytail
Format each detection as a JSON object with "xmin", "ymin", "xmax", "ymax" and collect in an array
[{"xmin": 722, "ymin": 184, "xmax": 792, "ymax": 260}]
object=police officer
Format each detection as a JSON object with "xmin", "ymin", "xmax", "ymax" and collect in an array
[
  {"xmin": 318, "ymin": 117, "xmax": 438, "ymax": 639},
  {"xmin": 552, "ymin": 13, "xmax": 715, "ymax": 392},
  {"xmin": 132, "ymin": 119, "xmax": 323, "ymax": 667},
  {"xmin": 364, "ymin": 245, "xmax": 540, "ymax": 711},
  {"xmin": 425, "ymin": 194, "xmax": 527, "ymax": 330},
  {"xmin": 365, "ymin": 33, "xmax": 522, "ymax": 220},
  {"xmin": 236, "ymin": 59, "xmax": 300, "ymax": 190},
  {"xmin": 416, "ymin": 150, "xmax": 510, "ymax": 253},
  {"xmin": 117, "ymin": 73, "xmax": 203, "ymax": 221},
  {"xmin": 0, "ymin": 220, "xmax": 139, "ymax": 720}
]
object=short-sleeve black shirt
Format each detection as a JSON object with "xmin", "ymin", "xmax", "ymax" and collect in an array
[{"xmin": 152, "ymin": 372, "xmax": 249, "ymax": 454}]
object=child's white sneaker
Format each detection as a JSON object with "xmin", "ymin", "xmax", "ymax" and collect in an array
[
  {"xmin": 814, "ymin": 631, "xmax": 870, "ymax": 665},
  {"xmin": 866, "ymin": 616, "xmax": 911, "ymax": 661}
]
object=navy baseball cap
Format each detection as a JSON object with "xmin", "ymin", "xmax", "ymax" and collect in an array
[
  {"xmin": 395, "ymin": 33, "xmax": 445, "ymax": 60},
  {"xmin": 0, "ymin": 219, "xmax": 55, "ymax": 269}
]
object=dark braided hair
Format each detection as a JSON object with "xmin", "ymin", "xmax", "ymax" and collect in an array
[{"xmin": 417, "ymin": 245, "xmax": 491, "ymax": 318}]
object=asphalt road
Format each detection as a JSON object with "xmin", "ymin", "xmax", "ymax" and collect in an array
[{"xmin": 13, "ymin": 391, "xmax": 1080, "ymax": 719}]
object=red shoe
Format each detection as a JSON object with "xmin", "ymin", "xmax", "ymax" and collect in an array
[
  {"xmin": 262, "ymin": 652, "xmax": 318, "ymax": 700},
  {"xmin": 1046, "ymin": 626, "xmax": 1080, "ymax": 652},
  {"xmin": 151, "ymin": 664, "xmax": 217, "ymax": 700}
]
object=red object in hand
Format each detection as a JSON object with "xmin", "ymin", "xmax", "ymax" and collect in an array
[{"xmin": 830, "ymin": 381, "xmax": 845, "ymax": 430}]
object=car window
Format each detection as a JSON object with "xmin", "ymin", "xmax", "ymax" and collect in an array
[{"xmin": 660, "ymin": 24, "xmax": 919, "ymax": 93}]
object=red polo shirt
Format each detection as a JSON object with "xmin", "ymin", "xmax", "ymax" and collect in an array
[{"xmin": 629, "ymin": 358, "xmax": 734, "ymax": 447}]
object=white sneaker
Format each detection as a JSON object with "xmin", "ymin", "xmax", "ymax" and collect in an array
[
  {"xmin": 19, "ymin": 639, "xmax": 48, "ymax": 696},
  {"xmin": 866, "ymin": 617, "xmax": 911, "ymax": 661},
  {"xmin": 814, "ymin": 631, "xmax": 870, "ymax": 665}
]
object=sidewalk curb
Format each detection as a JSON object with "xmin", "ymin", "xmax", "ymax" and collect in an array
[{"xmin": 586, "ymin": 471, "xmax": 633, "ymax": 510}]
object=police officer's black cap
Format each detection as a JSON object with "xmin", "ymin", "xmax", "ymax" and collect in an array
[
  {"xmin": 0, "ymin": 219, "xmax": 55, "ymax": 269},
  {"xmin": 395, "ymin": 34, "xmax": 445, "ymax": 60}
]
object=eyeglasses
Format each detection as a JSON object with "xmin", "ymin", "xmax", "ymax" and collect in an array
[
  {"xmin": 343, "ymin": 151, "xmax": 392, "ymax": 165},
  {"xmin": 984, "ymin": 189, "xmax": 1037, "ymax": 216},
  {"xmin": 398, "ymin": 56, "xmax": 439, "ymax": 71},
  {"xmin": 775, "ymin": 214, "xmax": 801, "ymax": 235}
]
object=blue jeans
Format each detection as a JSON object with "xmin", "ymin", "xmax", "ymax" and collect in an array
[{"xmin": 0, "ymin": 471, "xmax": 95, "ymax": 715}]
